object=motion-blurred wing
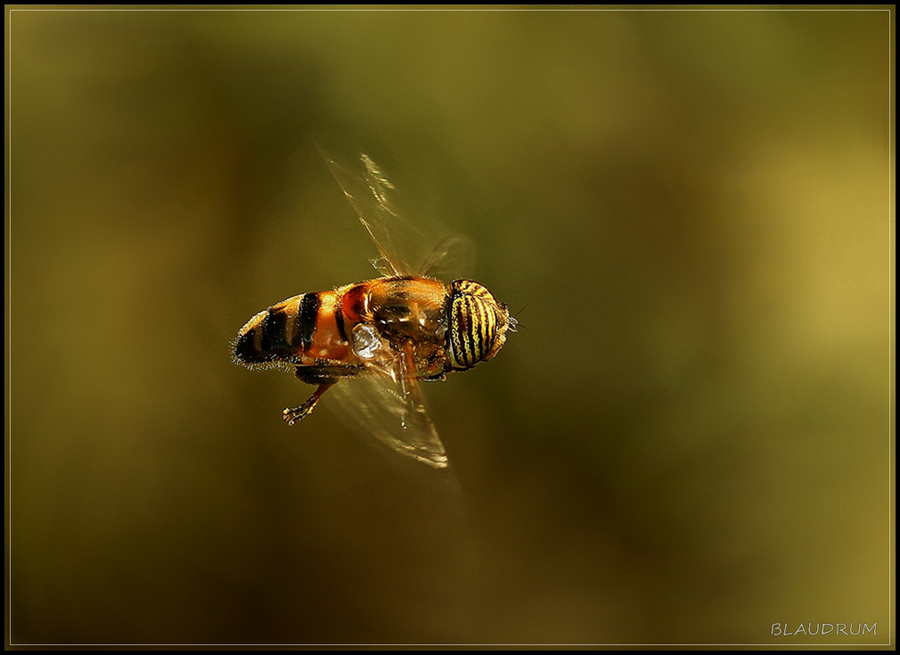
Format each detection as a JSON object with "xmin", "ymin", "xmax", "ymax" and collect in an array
[
  {"xmin": 328, "ymin": 356, "xmax": 448, "ymax": 469},
  {"xmin": 420, "ymin": 234, "xmax": 476, "ymax": 282},
  {"xmin": 315, "ymin": 138, "xmax": 471, "ymax": 280}
]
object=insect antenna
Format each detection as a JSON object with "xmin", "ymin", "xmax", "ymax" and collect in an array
[{"xmin": 509, "ymin": 303, "xmax": 529, "ymax": 332}]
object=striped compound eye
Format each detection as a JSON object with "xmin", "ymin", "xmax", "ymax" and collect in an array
[{"xmin": 445, "ymin": 280, "xmax": 512, "ymax": 372}]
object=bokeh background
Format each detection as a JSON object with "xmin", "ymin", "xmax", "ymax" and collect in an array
[{"xmin": 6, "ymin": 7, "xmax": 893, "ymax": 647}]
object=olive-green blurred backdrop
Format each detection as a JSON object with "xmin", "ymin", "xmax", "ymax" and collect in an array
[{"xmin": 6, "ymin": 6, "xmax": 893, "ymax": 648}]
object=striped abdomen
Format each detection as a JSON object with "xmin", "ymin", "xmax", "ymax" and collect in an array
[{"xmin": 232, "ymin": 289, "xmax": 353, "ymax": 368}]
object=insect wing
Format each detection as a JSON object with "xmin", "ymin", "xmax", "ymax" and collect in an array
[
  {"xmin": 328, "ymin": 361, "xmax": 449, "ymax": 469},
  {"xmin": 316, "ymin": 139, "xmax": 473, "ymax": 280},
  {"xmin": 418, "ymin": 234, "xmax": 475, "ymax": 282}
]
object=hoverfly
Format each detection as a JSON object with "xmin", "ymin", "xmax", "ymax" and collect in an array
[{"xmin": 232, "ymin": 145, "xmax": 515, "ymax": 469}]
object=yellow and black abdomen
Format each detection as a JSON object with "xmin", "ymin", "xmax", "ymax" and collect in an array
[{"xmin": 232, "ymin": 290, "xmax": 354, "ymax": 369}]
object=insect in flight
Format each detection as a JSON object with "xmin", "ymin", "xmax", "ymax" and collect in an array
[{"xmin": 231, "ymin": 145, "xmax": 515, "ymax": 469}]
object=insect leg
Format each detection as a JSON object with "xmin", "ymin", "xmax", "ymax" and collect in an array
[{"xmin": 283, "ymin": 381, "xmax": 336, "ymax": 426}]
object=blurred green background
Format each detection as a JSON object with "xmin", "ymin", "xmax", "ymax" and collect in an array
[{"xmin": 6, "ymin": 7, "xmax": 893, "ymax": 647}]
